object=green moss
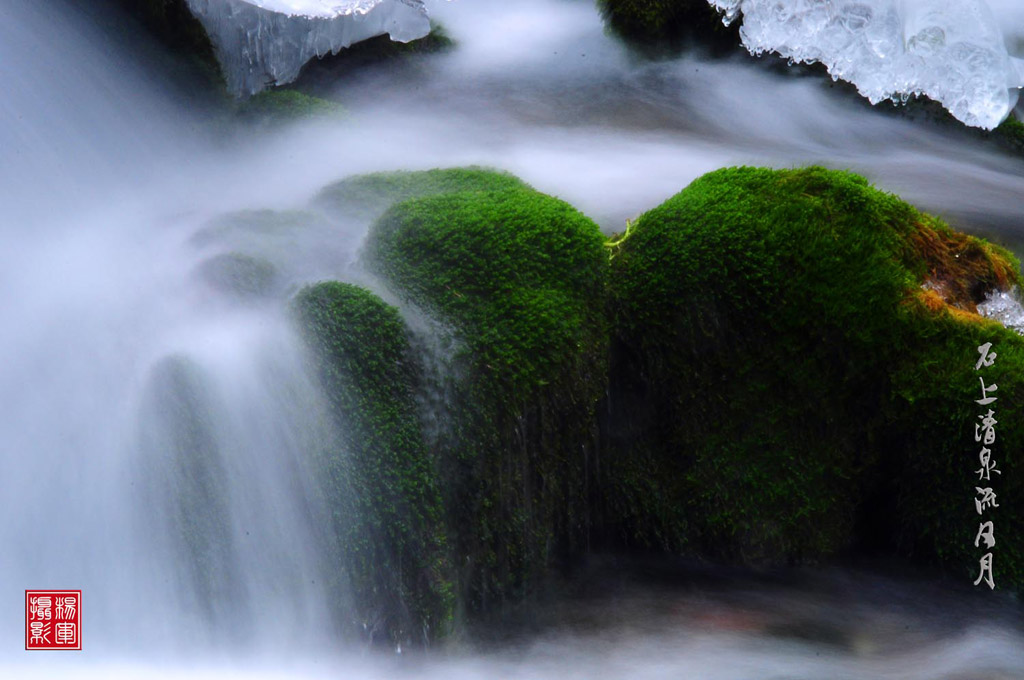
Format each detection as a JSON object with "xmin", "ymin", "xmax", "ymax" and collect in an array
[
  {"xmin": 235, "ymin": 89, "xmax": 345, "ymax": 124},
  {"xmin": 888, "ymin": 302, "xmax": 1024, "ymax": 591},
  {"xmin": 316, "ymin": 167, "xmax": 530, "ymax": 220},
  {"xmin": 363, "ymin": 183, "xmax": 609, "ymax": 614},
  {"xmin": 609, "ymin": 166, "xmax": 1024, "ymax": 581},
  {"xmin": 597, "ymin": 0, "xmax": 739, "ymax": 54},
  {"xmin": 991, "ymin": 114, "xmax": 1024, "ymax": 155},
  {"xmin": 291, "ymin": 165, "xmax": 1024, "ymax": 630},
  {"xmin": 293, "ymin": 282, "xmax": 453, "ymax": 644}
]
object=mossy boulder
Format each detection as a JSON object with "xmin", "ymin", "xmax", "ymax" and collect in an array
[
  {"xmin": 363, "ymin": 184, "xmax": 609, "ymax": 614},
  {"xmin": 294, "ymin": 164, "xmax": 1024, "ymax": 636},
  {"xmin": 597, "ymin": 0, "xmax": 739, "ymax": 53},
  {"xmin": 293, "ymin": 282, "xmax": 453, "ymax": 644},
  {"xmin": 195, "ymin": 252, "xmax": 277, "ymax": 298},
  {"xmin": 885, "ymin": 281, "xmax": 1024, "ymax": 590},
  {"xmin": 609, "ymin": 166, "xmax": 1024, "ymax": 584},
  {"xmin": 316, "ymin": 167, "xmax": 530, "ymax": 221}
]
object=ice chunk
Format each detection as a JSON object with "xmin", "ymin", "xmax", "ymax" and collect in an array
[
  {"xmin": 708, "ymin": 0, "xmax": 1023, "ymax": 129},
  {"xmin": 978, "ymin": 287, "xmax": 1024, "ymax": 334},
  {"xmin": 185, "ymin": 0, "xmax": 431, "ymax": 95}
]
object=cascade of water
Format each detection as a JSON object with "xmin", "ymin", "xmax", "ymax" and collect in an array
[
  {"xmin": 0, "ymin": 0, "xmax": 345, "ymax": 654},
  {"xmin": 3, "ymin": 0, "xmax": 1024, "ymax": 676}
]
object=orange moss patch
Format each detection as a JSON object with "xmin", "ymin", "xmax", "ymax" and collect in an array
[
  {"xmin": 917, "ymin": 287, "xmax": 947, "ymax": 313},
  {"xmin": 902, "ymin": 288, "xmax": 988, "ymax": 327},
  {"xmin": 948, "ymin": 304, "xmax": 988, "ymax": 325},
  {"xmin": 906, "ymin": 215, "xmax": 1021, "ymax": 313}
]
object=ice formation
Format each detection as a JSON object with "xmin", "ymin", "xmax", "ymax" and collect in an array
[
  {"xmin": 184, "ymin": 0, "xmax": 431, "ymax": 95},
  {"xmin": 708, "ymin": 0, "xmax": 1024, "ymax": 129},
  {"xmin": 978, "ymin": 287, "xmax": 1024, "ymax": 334}
]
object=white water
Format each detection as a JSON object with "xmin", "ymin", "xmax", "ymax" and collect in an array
[{"xmin": 2, "ymin": 0, "xmax": 1023, "ymax": 675}]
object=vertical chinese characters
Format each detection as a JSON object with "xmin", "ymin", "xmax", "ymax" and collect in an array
[{"xmin": 973, "ymin": 342, "xmax": 1000, "ymax": 590}]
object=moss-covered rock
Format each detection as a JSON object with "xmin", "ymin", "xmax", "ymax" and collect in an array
[
  {"xmin": 294, "ymin": 164, "xmax": 1024, "ymax": 637},
  {"xmin": 315, "ymin": 167, "xmax": 530, "ymax": 221},
  {"xmin": 363, "ymin": 184, "xmax": 609, "ymax": 615},
  {"xmin": 293, "ymin": 281, "xmax": 453, "ymax": 644},
  {"xmin": 195, "ymin": 252, "xmax": 278, "ymax": 298},
  {"xmin": 608, "ymin": 166, "xmax": 1024, "ymax": 583},
  {"xmin": 888, "ymin": 293, "xmax": 1024, "ymax": 591},
  {"xmin": 597, "ymin": 0, "xmax": 740, "ymax": 53},
  {"xmin": 234, "ymin": 89, "xmax": 345, "ymax": 124}
]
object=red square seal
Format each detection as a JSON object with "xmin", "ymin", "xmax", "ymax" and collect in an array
[{"xmin": 25, "ymin": 590, "xmax": 81, "ymax": 650}]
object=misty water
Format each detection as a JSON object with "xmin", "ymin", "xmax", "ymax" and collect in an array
[{"xmin": 3, "ymin": 0, "xmax": 1024, "ymax": 677}]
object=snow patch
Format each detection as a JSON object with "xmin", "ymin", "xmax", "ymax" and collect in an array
[
  {"xmin": 185, "ymin": 0, "xmax": 430, "ymax": 95},
  {"xmin": 708, "ymin": 0, "xmax": 1023, "ymax": 129}
]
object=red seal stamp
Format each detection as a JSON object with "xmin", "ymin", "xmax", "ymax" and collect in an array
[{"xmin": 25, "ymin": 590, "xmax": 81, "ymax": 650}]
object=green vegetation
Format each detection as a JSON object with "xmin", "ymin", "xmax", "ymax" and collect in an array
[
  {"xmin": 292, "ymin": 165, "xmax": 1024, "ymax": 641},
  {"xmin": 234, "ymin": 89, "xmax": 345, "ymax": 124},
  {"xmin": 609, "ymin": 166, "xmax": 1024, "ymax": 582},
  {"xmin": 363, "ymin": 181, "xmax": 609, "ymax": 613},
  {"xmin": 991, "ymin": 114, "xmax": 1024, "ymax": 155},
  {"xmin": 316, "ymin": 167, "xmax": 529, "ymax": 220},
  {"xmin": 891, "ymin": 293, "xmax": 1024, "ymax": 590},
  {"xmin": 293, "ymin": 282, "xmax": 453, "ymax": 644}
]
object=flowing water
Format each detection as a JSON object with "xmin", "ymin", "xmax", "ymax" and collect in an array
[{"xmin": 2, "ymin": 0, "xmax": 1024, "ymax": 676}]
